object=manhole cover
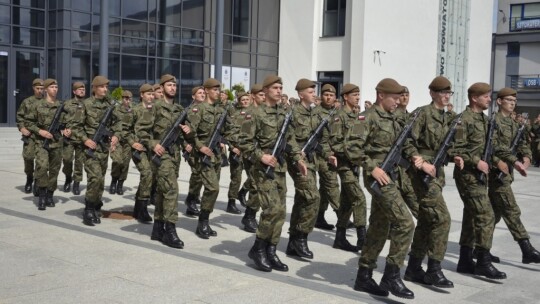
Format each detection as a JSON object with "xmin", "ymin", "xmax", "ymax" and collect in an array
[{"xmin": 101, "ymin": 210, "xmax": 135, "ymax": 220}]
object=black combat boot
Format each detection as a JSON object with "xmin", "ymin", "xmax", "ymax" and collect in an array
[
  {"xmin": 196, "ymin": 210, "xmax": 217, "ymax": 239},
  {"xmin": 248, "ymin": 237, "xmax": 272, "ymax": 272},
  {"xmin": 226, "ymin": 199, "xmax": 242, "ymax": 214},
  {"xmin": 33, "ymin": 179, "xmax": 39, "ymax": 197},
  {"xmin": 457, "ymin": 246, "xmax": 476, "ymax": 274},
  {"xmin": 24, "ymin": 175, "xmax": 33, "ymax": 193},
  {"xmin": 185, "ymin": 194, "xmax": 200, "ymax": 217},
  {"xmin": 134, "ymin": 199, "xmax": 152, "ymax": 223},
  {"xmin": 356, "ymin": 226, "xmax": 366, "ymax": 250},
  {"xmin": 354, "ymin": 267, "xmax": 389, "ymax": 297},
  {"xmin": 267, "ymin": 244, "xmax": 288, "ymax": 271},
  {"xmin": 241, "ymin": 207, "xmax": 258, "ymax": 233},
  {"xmin": 45, "ymin": 190, "xmax": 55, "ymax": 207},
  {"xmin": 333, "ymin": 227, "xmax": 359, "ymax": 252},
  {"xmin": 64, "ymin": 176, "xmax": 72, "ymax": 192},
  {"xmin": 72, "ymin": 181, "xmax": 80, "ymax": 195},
  {"xmin": 518, "ymin": 239, "xmax": 540, "ymax": 264},
  {"xmin": 314, "ymin": 210, "xmax": 335, "ymax": 230},
  {"xmin": 237, "ymin": 187, "xmax": 248, "ymax": 207},
  {"xmin": 379, "ymin": 263, "xmax": 415, "ymax": 299},
  {"xmin": 162, "ymin": 222, "xmax": 184, "ymax": 249},
  {"xmin": 94, "ymin": 201, "xmax": 103, "ymax": 223},
  {"xmin": 473, "ymin": 247, "xmax": 500, "ymax": 263},
  {"xmin": 474, "ymin": 248, "xmax": 507, "ymax": 279},
  {"xmin": 109, "ymin": 178, "xmax": 117, "ymax": 195},
  {"xmin": 151, "ymin": 220, "xmax": 165, "ymax": 241},
  {"xmin": 424, "ymin": 258, "xmax": 454, "ymax": 288},
  {"xmin": 286, "ymin": 232, "xmax": 313, "ymax": 259},
  {"xmin": 83, "ymin": 200, "xmax": 96, "ymax": 226},
  {"xmin": 404, "ymin": 255, "xmax": 426, "ymax": 284},
  {"xmin": 37, "ymin": 187, "xmax": 47, "ymax": 211},
  {"xmin": 116, "ymin": 180, "xmax": 125, "ymax": 195}
]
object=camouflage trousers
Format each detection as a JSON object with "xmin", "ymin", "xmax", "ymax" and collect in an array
[
  {"xmin": 228, "ymin": 154, "xmax": 244, "ymax": 200},
  {"xmin": 194, "ymin": 154, "xmax": 221, "ymax": 213},
  {"xmin": 110, "ymin": 142, "xmax": 131, "ymax": 180},
  {"xmin": 317, "ymin": 157, "xmax": 340, "ymax": 212},
  {"xmin": 336, "ymin": 159, "xmax": 366, "ymax": 229},
  {"xmin": 133, "ymin": 151, "xmax": 153, "ymax": 200},
  {"xmin": 254, "ymin": 169, "xmax": 287, "ymax": 245},
  {"xmin": 359, "ymin": 175, "xmax": 415, "ymax": 268},
  {"xmin": 244, "ymin": 160, "xmax": 260, "ymax": 210},
  {"xmin": 153, "ymin": 150, "xmax": 180, "ymax": 223},
  {"xmin": 409, "ymin": 171, "xmax": 451, "ymax": 261},
  {"xmin": 454, "ymin": 168, "xmax": 495, "ymax": 250},
  {"xmin": 62, "ymin": 141, "xmax": 84, "ymax": 182},
  {"xmin": 187, "ymin": 153, "xmax": 203, "ymax": 198},
  {"xmin": 35, "ymin": 143, "xmax": 62, "ymax": 192},
  {"xmin": 22, "ymin": 136, "xmax": 35, "ymax": 176},
  {"xmin": 399, "ymin": 166, "xmax": 418, "ymax": 219},
  {"xmin": 84, "ymin": 147, "xmax": 109, "ymax": 205},
  {"xmin": 288, "ymin": 163, "xmax": 320, "ymax": 235},
  {"xmin": 488, "ymin": 173, "xmax": 529, "ymax": 241}
]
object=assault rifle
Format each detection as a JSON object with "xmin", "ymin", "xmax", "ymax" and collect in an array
[
  {"xmin": 301, "ymin": 107, "xmax": 337, "ymax": 162},
  {"xmin": 370, "ymin": 110, "xmax": 421, "ymax": 196},
  {"xmin": 421, "ymin": 112, "xmax": 463, "ymax": 187},
  {"xmin": 43, "ymin": 101, "xmax": 66, "ymax": 151},
  {"xmin": 265, "ymin": 111, "xmax": 293, "ymax": 180},
  {"xmin": 496, "ymin": 113, "xmax": 529, "ymax": 182},
  {"xmin": 86, "ymin": 99, "xmax": 117, "ymax": 158},
  {"xmin": 151, "ymin": 106, "xmax": 190, "ymax": 167},
  {"xmin": 201, "ymin": 104, "xmax": 230, "ymax": 167},
  {"xmin": 477, "ymin": 112, "xmax": 497, "ymax": 185}
]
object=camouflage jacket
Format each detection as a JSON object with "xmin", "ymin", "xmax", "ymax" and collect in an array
[
  {"xmin": 409, "ymin": 102, "xmax": 451, "ymax": 162},
  {"xmin": 16, "ymin": 95, "xmax": 42, "ymax": 131},
  {"xmin": 492, "ymin": 111, "xmax": 531, "ymax": 166},
  {"xmin": 329, "ymin": 105, "xmax": 367, "ymax": 165},
  {"xmin": 26, "ymin": 98, "xmax": 64, "ymax": 149}
]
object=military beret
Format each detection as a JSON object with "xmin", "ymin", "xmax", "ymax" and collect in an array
[
  {"xmin": 92, "ymin": 75, "xmax": 109, "ymax": 86},
  {"xmin": 262, "ymin": 75, "xmax": 282, "ymax": 88},
  {"xmin": 237, "ymin": 92, "xmax": 249, "ymax": 101},
  {"xmin": 43, "ymin": 78, "xmax": 57, "ymax": 88},
  {"xmin": 191, "ymin": 86, "xmax": 204, "ymax": 95},
  {"xmin": 152, "ymin": 83, "xmax": 162, "ymax": 91},
  {"xmin": 72, "ymin": 81, "xmax": 85, "ymax": 90},
  {"xmin": 139, "ymin": 84, "xmax": 153, "ymax": 94},
  {"xmin": 295, "ymin": 78, "xmax": 316, "ymax": 91},
  {"xmin": 429, "ymin": 76, "xmax": 452, "ymax": 91},
  {"xmin": 321, "ymin": 84, "xmax": 336, "ymax": 94},
  {"xmin": 32, "ymin": 78, "xmax": 44, "ymax": 87},
  {"xmin": 497, "ymin": 87, "xmax": 517, "ymax": 99},
  {"xmin": 159, "ymin": 74, "xmax": 176, "ymax": 85},
  {"xmin": 121, "ymin": 90, "xmax": 133, "ymax": 98},
  {"xmin": 401, "ymin": 86, "xmax": 409, "ymax": 93},
  {"xmin": 203, "ymin": 78, "xmax": 221, "ymax": 88},
  {"xmin": 341, "ymin": 83, "xmax": 360, "ymax": 96},
  {"xmin": 375, "ymin": 78, "xmax": 402, "ymax": 94},
  {"xmin": 468, "ymin": 82, "xmax": 491, "ymax": 97},
  {"xmin": 250, "ymin": 83, "xmax": 263, "ymax": 94}
]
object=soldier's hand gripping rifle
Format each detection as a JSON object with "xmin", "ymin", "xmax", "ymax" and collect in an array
[
  {"xmin": 201, "ymin": 104, "xmax": 231, "ymax": 167},
  {"xmin": 477, "ymin": 112, "xmax": 497, "ymax": 185},
  {"xmin": 421, "ymin": 112, "xmax": 463, "ymax": 187},
  {"xmin": 265, "ymin": 111, "xmax": 293, "ymax": 180},
  {"xmin": 43, "ymin": 101, "xmax": 66, "ymax": 151},
  {"xmin": 301, "ymin": 107, "xmax": 336, "ymax": 162},
  {"xmin": 151, "ymin": 107, "xmax": 190, "ymax": 167},
  {"xmin": 86, "ymin": 99, "xmax": 118, "ymax": 158},
  {"xmin": 496, "ymin": 113, "xmax": 529, "ymax": 182},
  {"xmin": 370, "ymin": 110, "xmax": 421, "ymax": 196}
]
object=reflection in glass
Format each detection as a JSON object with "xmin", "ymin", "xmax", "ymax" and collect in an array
[
  {"xmin": 158, "ymin": 24, "xmax": 182, "ymax": 43},
  {"xmin": 109, "ymin": 17, "xmax": 121, "ymax": 35},
  {"xmin": 182, "ymin": 0, "xmax": 204, "ymax": 29},
  {"xmin": 13, "ymin": 27, "xmax": 44, "ymax": 47},
  {"xmin": 122, "ymin": 0, "xmax": 148, "ymax": 20},
  {"xmin": 257, "ymin": 40, "xmax": 278, "ymax": 56},
  {"xmin": 48, "ymin": 50, "xmax": 56, "ymax": 81},
  {"xmin": 15, "ymin": 50, "xmax": 41, "ymax": 112},
  {"xmin": 48, "ymin": 11, "xmax": 56, "ymax": 28},
  {"xmin": 109, "ymin": 0, "xmax": 121, "ymax": 17},
  {"xmin": 182, "ymin": 29, "xmax": 204, "ymax": 45},
  {"xmin": 122, "ymin": 19, "xmax": 148, "ymax": 38},
  {"xmin": 108, "ymin": 53, "xmax": 120, "ymax": 86},
  {"xmin": 0, "ymin": 25, "xmax": 10, "ymax": 44},
  {"xmin": 13, "ymin": 0, "xmax": 45, "ymax": 9},
  {"xmin": 12, "ymin": 7, "xmax": 45, "ymax": 27},
  {"xmin": 257, "ymin": 55, "xmax": 278, "ymax": 70},
  {"xmin": 122, "ymin": 37, "xmax": 147, "ymax": 55},
  {"xmin": 157, "ymin": 58, "xmax": 180, "ymax": 79},
  {"xmin": 71, "ymin": 50, "xmax": 91, "ymax": 81},
  {"xmin": 0, "ymin": 52, "xmax": 7, "ymax": 123},
  {"xmin": 179, "ymin": 61, "xmax": 203, "ymax": 106},
  {"xmin": 0, "ymin": 5, "xmax": 10, "ymax": 24},
  {"xmin": 181, "ymin": 44, "xmax": 203, "ymax": 61},
  {"xmin": 231, "ymin": 51, "xmax": 249, "ymax": 67},
  {"xmin": 108, "ymin": 35, "xmax": 120, "ymax": 52},
  {"xmin": 158, "ymin": 0, "xmax": 181, "ymax": 26},
  {"xmin": 72, "ymin": 0, "xmax": 91, "ymax": 12},
  {"xmin": 257, "ymin": 0, "xmax": 279, "ymax": 41},
  {"xmin": 72, "ymin": 12, "xmax": 91, "ymax": 31},
  {"xmin": 158, "ymin": 42, "xmax": 180, "ymax": 59},
  {"xmin": 121, "ymin": 55, "xmax": 146, "ymax": 87},
  {"xmin": 72, "ymin": 30, "xmax": 91, "ymax": 49}
]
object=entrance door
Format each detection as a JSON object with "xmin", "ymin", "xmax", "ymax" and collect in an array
[{"xmin": 0, "ymin": 48, "xmax": 8, "ymax": 125}]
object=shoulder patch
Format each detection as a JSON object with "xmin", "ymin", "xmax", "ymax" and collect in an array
[
  {"xmin": 192, "ymin": 108, "xmax": 199, "ymax": 112},
  {"xmin": 334, "ymin": 117, "xmax": 340, "ymax": 122},
  {"xmin": 245, "ymin": 114, "xmax": 252, "ymax": 120},
  {"xmin": 358, "ymin": 115, "xmax": 365, "ymax": 121},
  {"xmin": 240, "ymin": 111, "xmax": 246, "ymax": 116}
]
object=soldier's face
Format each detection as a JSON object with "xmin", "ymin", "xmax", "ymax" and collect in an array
[
  {"xmin": 321, "ymin": 91, "xmax": 336, "ymax": 107},
  {"xmin": 162, "ymin": 81, "xmax": 177, "ymax": 98},
  {"xmin": 399, "ymin": 93, "xmax": 410, "ymax": 107},
  {"xmin": 33, "ymin": 85, "xmax": 44, "ymax": 97},
  {"xmin": 205, "ymin": 87, "xmax": 220, "ymax": 102},
  {"xmin": 141, "ymin": 91, "xmax": 154, "ymax": 103},
  {"xmin": 192, "ymin": 88, "xmax": 206, "ymax": 102},
  {"xmin": 252, "ymin": 92, "xmax": 265, "ymax": 104},
  {"xmin": 73, "ymin": 87, "xmax": 85, "ymax": 99},
  {"xmin": 299, "ymin": 87, "xmax": 316, "ymax": 104},
  {"xmin": 265, "ymin": 83, "xmax": 282, "ymax": 103},
  {"xmin": 220, "ymin": 91, "xmax": 228, "ymax": 101},
  {"xmin": 122, "ymin": 96, "xmax": 132, "ymax": 106},
  {"xmin": 94, "ymin": 84, "xmax": 108, "ymax": 98},
  {"xmin": 238, "ymin": 96, "xmax": 251, "ymax": 108},
  {"xmin": 46, "ymin": 85, "xmax": 58, "ymax": 99},
  {"xmin": 153, "ymin": 88, "xmax": 163, "ymax": 100},
  {"xmin": 431, "ymin": 90, "xmax": 450, "ymax": 108},
  {"xmin": 497, "ymin": 96, "xmax": 516, "ymax": 114},
  {"xmin": 344, "ymin": 92, "xmax": 360, "ymax": 109},
  {"xmin": 379, "ymin": 92, "xmax": 400, "ymax": 112},
  {"xmin": 472, "ymin": 93, "xmax": 491, "ymax": 110}
]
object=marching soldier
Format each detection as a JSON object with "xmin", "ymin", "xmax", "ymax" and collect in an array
[
  {"xmin": 153, "ymin": 83, "xmax": 164, "ymax": 101},
  {"xmin": 109, "ymin": 90, "xmax": 134, "ymax": 195}
]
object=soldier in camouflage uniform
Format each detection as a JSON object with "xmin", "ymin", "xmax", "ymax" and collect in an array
[
  {"xmin": 532, "ymin": 114, "xmax": 540, "ymax": 167},
  {"xmin": 71, "ymin": 76, "xmax": 123, "ymax": 226},
  {"xmin": 446, "ymin": 102, "xmax": 457, "ymax": 122},
  {"xmin": 354, "ymin": 78, "xmax": 423, "ymax": 299},
  {"xmin": 239, "ymin": 75, "xmax": 306, "ymax": 272},
  {"xmin": 16, "ymin": 78, "xmax": 44, "ymax": 194},
  {"xmin": 488, "ymin": 88, "xmax": 540, "ymax": 264},
  {"xmin": 27, "ymin": 79, "xmax": 64, "ymax": 210},
  {"xmin": 153, "ymin": 83, "xmax": 163, "ymax": 101},
  {"xmin": 109, "ymin": 90, "xmax": 134, "ymax": 196},
  {"xmin": 62, "ymin": 82, "xmax": 86, "ymax": 195},
  {"xmin": 314, "ymin": 84, "xmax": 340, "ymax": 231},
  {"xmin": 329, "ymin": 83, "xmax": 368, "ymax": 253},
  {"xmin": 451, "ymin": 82, "xmax": 507, "ymax": 279},
  {"xmin": 404, "ymin": 76, "xmax": 455, "ymax": 288}
]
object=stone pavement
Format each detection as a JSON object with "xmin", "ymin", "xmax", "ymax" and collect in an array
[{"xmin": 0, "ymin": 127, "xmax": 539, "ymax": 304}]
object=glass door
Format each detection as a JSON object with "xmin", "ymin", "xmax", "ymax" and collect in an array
[
  {"xmin": 12, "ymin": 49, "xmax": 44, "ymax": 126},
  {"xmin": 0, "ymin": 48, "xmax": 8, "ymax": 125}
]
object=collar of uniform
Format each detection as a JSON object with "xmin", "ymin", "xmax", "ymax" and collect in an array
[{"xmin": 374, "ymin": 104, "xmax": 393, "ymax": 118}]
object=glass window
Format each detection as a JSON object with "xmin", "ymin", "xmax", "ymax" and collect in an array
[
  {"xmin": 122, "ymin": 19, "xmax": 148, "ymax": 38},
  {"xmin": 323, "ymin": 0, "xmax": 346, "ymax": 37},
  {"xmin": 48, "ymin": 11, "xmax": 56, "ymax": 28},
  {"xmin": 257, "ymin": 0, "xmax": 279, "ymax": 41},
  {"xmin": 149, "ymin": 0, "xmax": 157, "ymax": 22},
  {"xmin": 109, "ymin": 0, "xmax": 121, "ymax": 17},
  {"xmin": 524, "ymin": 3, "xmax": 540, "ymax": 18},
  {"xmin": 109, "ymin": 17, "xmax": 121, "ymax": 35},
  {"xmin": 158, "ymin": 0, "xmax": 181, "ymax": 26},
  {"xmin": 182, "ymin": 29, "xmax": 204, "ymax": 45},
  {"xmin": 157, "ymin": 58, "xmax": 180, "ymax": 79},
  {"xmin": 12, "ymin": 7, "xmax": 45, "ymax": 27},
  {"xmin": 148, "ymin": 39, "xmax": 156, "ymax": 56},
  {"xmin": 181, "ymin": 44, "xmax": 203, "ymax": 61},
  {"xmin": 257, "ymin": 55, "xmax": 278, "ymax": 70},
  {"xmin": 72, "ymin": 0, "xmax": 91, "ymax": 12},
  {"xmin": 13, "ymin": 0, "xmax": 45, "ymax": 8},
  {"xmin": 72, "ymin": 30, "xmax": 91, "ymax": 49},
  {"xmin": 72, "ymin": 12, "xmax": 91, "ymax": 31},
  {"xmin": 147, "ymin": 57, "xmax": 156, "ymax": 81},
  {"xmin": 108, "ymin": 53, "xmax": 120, "ymax": 87},
  {"xmin": 257, "ymin": 40, "xmax": 278, "ymax": 56},
  {"xmin": 233, "ymin": 0, "xmax": 249, "ymax": 39},
  {"xmin": 48, "ymin": 50, "xmax": 57, "ymax": 80},
  {"xmin": 56, "ymin": 29, "xmax": 70, "ymax": 47},
  {"xmin": 507, "ymin": 42, "xmax": 520, "ymax": 57},
  {"xmin": 179, "ymin": 61, "xmax": 203, "ymax": 105},
  {"xmin": 109, "ymin": 35, "xmax": 120, "ymax": 52},
  {"xmin": 122, "ymin": 0, "xmax": 148, "ymax": 20},
  {"xmin": 182, "ymin": 0, "xmax": 204, "ymax": 29},
  {"xmin": 231, "ymin": 51, "xmax": 250, "ymax": 67},
  {"xmin": 0, "ymin": 5, "xmax": 10, "ymax": 24},
  {"xmin": 232, "ymin": 39, "xmax": 249, "ymax": 52},
  {"xmin": 57, "ymin": 10, "xmax": 69, "ymax": 29},
  {"xmin": 0, "ymin": 51, "xmax": 6, "ymax": 123},
  {"xmin": 13, "ymin": 27, "xmax": 44, "ymax": 47},
  {"xmin": 122, "ymin": 37, "xmax": 147, "ymax": 55},
  {"xmin": 121, "ymin": 55, "xmax": 146, "ymax": 86},
  {"xmin": 158, "ymin": 24, "xmax": 182, "ymax": 43},
  {"xmin": 0, "ymin": 24, "xmax": 10, "ymax": 44},
  {"xmin": 158, "ymin": 41, "xmax": 180, "ymax": 59},
  {"xmin": 71, "ymin": 50, "xmax": 91, "ymax": 82},
  {"xmin": 48, "ymin": 30, "xmax": 56, "ymax": 47}
]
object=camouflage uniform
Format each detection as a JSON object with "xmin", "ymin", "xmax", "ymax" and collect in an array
[
  {"xmin": 225, "ymin": 103, "xmax": 247, "ymax": 201},
  {"xmin": 316, "ymin": 104, "xmax": 340, "ymax": 214},
  {"xmin": 62, "ymin": 97, "xmax": 85, "ymax": 185},
  {"xmin": 110, "ymin": 104, "xmax": 133, "ymax": 183},
  {"xmin": 243, "ymin": 103, "xmax": 262, "ymax": 211},
  {"xmin": 131, "ymin": 102, "xmax": 155, "ymax": 201},
  {"xmin": 17, "ymin": 95, "xmax": 42, "ymax": 179}
]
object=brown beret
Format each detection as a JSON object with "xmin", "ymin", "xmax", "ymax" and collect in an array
[
  {"xmin": 375, "ymin": 78, "xmax": 402, "ymax": 94},
  {"xmin": 72, "ymin": 81, "xmax": 85, "ymax": 90},
  {"xmin": 401, "ymin": 86, "xmax": 409, "ymax": 93},
  {"xmin": 468, "ymin": 82, "xmax": 491, "ymax": 97},
  {"xmin": 429, "ymin": 76, "xmax": 452, "ymax": 91},
  {"xmin": 92, "ymin": 75, "xmax": 109, "ymax": 86},
  {"xmin": 32, "ymin": 78, "xmax": 44, "ymax": 87},
  {"xmin": 250, "ymin": 83, "xmax": 263, "ymax": 94},
  {"xmin": 159, "ymin": 74, "xmax": 176, "ymax": 85},
  {"xmin": 497, "ymin": 87, "xmax": 517, "ymax": 99},
  {"xmin": 321, "ymin": 84, "xmax": 336, "ymax": 94},
  {"xmin": 295, "ymin": 78, "xmax": 316, "ymax": 91},
  {"xmin": 341, "ymin": 83, "xmax": 360, "ymax": 96},
  {"xmin": 262, "ymin": 75, "xmax": 282, "ymax": 88},
  {"xmin": 43, "ymin": 78, "xmax": 57, "ymax": 88},
  {"xmin": 152, "ymin": 83, "xmax": 162, "ymax": 91},
  {"xmin": 139, "ymin": 84, "xmax": 153, "ymax": 94},
  {"xmin": 237, "ymin": 92, "xmax": 249, "ymax": 101},
  {"xmin": 191, "ymin": 86, "xmax": 204, "ymax": 95},
  {"xmin": 203, "ymin": 78, "xmax": 221, "ymax": 88},
  {"xmin": 121, "ymin": 90, "xmax": 133, "ymax": 98}
]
